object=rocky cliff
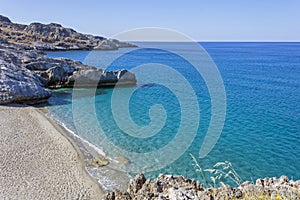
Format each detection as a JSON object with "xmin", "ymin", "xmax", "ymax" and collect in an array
[
  {"xmin": 0, "ymin": 15, "xmax": 137, "ymax": 104},
  {"xmin": 0, "ymin": 15, "xmax": 136, "ymax": 51}
]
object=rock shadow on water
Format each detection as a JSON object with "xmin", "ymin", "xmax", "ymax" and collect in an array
[{"xmin": 36, "ymin": 88, "xmax": 107, "ymax": 107}]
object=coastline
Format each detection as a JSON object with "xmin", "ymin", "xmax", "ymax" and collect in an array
[
  {"xmin": 0, "ymin": 15, "xmax": 135, "ymax": 199},
  {"xmin": 1, "ymin": 14, "xmax": 300, "ymax": 199},
  {"xmin": 0, "ymin": 104, "xmax": 129, "ymax": 199},
  {"xmin": 42, "ymin": 107, "xmax": 131, "ymax": 192},
  {"xmin": 1, "ymin": 106, "xmax": 299, "ymax": 199}
]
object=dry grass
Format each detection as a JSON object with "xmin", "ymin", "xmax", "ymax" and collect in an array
[
  {"xmin": 190, "ymin": 154, "xmax": 300, "ymax": 200},
  {"xmin": 190, "ymin": 154, "xmax": 243, "ymax": 188}
]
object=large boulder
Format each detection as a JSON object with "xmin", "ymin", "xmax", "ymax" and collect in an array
[
  {"xmin": 45, "ymin": 66, "xmax": 68, "ymax": 84},
  {"xmin": 67, "ymin": 69, "xmax": 137, "ymax": 88},
  {"xmin": 0, "ymin": 60, "xmax": 51, "ymax": 104},
  {"xmin": 23, "ymin": 56, "xmax": 137, "ymax": 88}
]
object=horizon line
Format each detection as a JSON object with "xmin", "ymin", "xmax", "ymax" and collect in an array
[{"xmin": 125, "ymin": 40, "xmax": 300, "ymax": 43}]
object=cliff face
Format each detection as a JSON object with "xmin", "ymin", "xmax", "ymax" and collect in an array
[
  {"xmin": 0, "ymin": 15, "xmax": 137, "ymax": 104},
  {"xmin": 0, "ymin": 15, "xmax": 136, "ymax": 50}
]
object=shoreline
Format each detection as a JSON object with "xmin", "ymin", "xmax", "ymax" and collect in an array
[
  {"xmin": 34, "ymin": 106, "xmax": 104, "ymax": 191},
  {"xmin": 0, "ymin": 104, "xmax": 129, "ymax": 199},
  {"xmin": 1, "ymin": 105, "xmax": 300, "ymax": 200},
  {"xmin": 41, "ymin": 107, "xmax": 131, "ymax": 192}
]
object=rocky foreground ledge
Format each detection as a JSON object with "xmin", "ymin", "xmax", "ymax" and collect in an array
[
  {"xmin": 105, "ymin": 174, "xmax": 300, "ymax": 200},
  {"xmin": 0, "ymin": 15, "xmax": 137, "ymax": 104}
]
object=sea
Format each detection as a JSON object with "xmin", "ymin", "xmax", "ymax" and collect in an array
[{"xmin": 46, "ymin": 42, "xmax": 300, "ymax": 185}]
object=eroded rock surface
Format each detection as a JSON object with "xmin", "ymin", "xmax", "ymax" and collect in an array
[
  {"xmin": 0, "ymin": 47, "xmax": 51, "ymax": 104},
  {"xmin": 105, "ymin": 174, "xmax": 300, "ymax": 200},
  {"xmin": 0, "ymin": 15, "xmax": 137, "ymax": 104},
  {"xmin": 0, "ymin": 15, "xmax": 136, "ymax": 50}
]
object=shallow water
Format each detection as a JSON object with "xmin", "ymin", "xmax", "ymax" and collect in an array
[{"xmin": 46, "ymin": 42, "xmax": 300, "ymax": 184}]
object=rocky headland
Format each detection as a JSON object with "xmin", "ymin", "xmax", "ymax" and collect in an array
[
  {"xmin": 0, "ymin": 15, "xmax": 137, "ymax": 104},
  {"xmin": 0, "ymin": 15, "xmax": 136, "ymax": 51}
]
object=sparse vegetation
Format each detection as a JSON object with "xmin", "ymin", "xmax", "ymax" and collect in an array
[
  {"xmin": 190, "ymin": 154, "xmax": 300, "ymax": 199},
  {"xmin": 190, "ymin": 154, "xmax": 243, "ymax": 188}
]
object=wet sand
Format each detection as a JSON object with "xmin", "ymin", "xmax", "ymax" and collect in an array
[{"xmin": 0, "ymin": 105, "xmax": 104, "ymax": 199}]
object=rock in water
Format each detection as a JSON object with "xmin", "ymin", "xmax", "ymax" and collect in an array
[
  {"xmin": 0, "ymin": 43, "xmax": 137, "ymax": 104},
  {"xmin": 87, "ymin": 156, "xmax": 110, "ymax": 167},
  {"xmin": 67, "ymin": 69, "xmax": 137, "ymax": 88},
  {"xmin": 0, "ymin": 15, "xmax": 137, "ymax": 104}
]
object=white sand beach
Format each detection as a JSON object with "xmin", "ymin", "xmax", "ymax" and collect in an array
[{"xmin": 0, "ymin": 105, "xmax": 104, "ymax": 199}]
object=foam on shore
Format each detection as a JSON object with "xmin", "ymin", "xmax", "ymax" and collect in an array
[{"xmin": 43, "ymin": 108, "xmax": 131, "ymax": 192}]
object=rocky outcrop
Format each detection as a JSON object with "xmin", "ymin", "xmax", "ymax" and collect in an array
[
  {"xmin": 0, "ymin": 56, "xmax": 51, "ymax": 104},
  {"xmin": 105, "ymin": 174, "xmax": 300, "ymax": 200},
  {"xmin": 23, "ymin": 56, "xmax": 136, "ymax": 88},
  {"xmin": 0, "ymin": 15, "xmax": 137, "ymax": 51},
  {"xmin": 0, "ymin": 15, "xmax": 11, "ymax": 23},
  {"xmin": 68, "ymin": 68, "xmax": 137, "ymax": 88},
  {"xmin": 0, "ymin": 31, "xmax": 136, "ymax": 104}
]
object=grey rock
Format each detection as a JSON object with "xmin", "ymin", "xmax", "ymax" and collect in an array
[
  {"xmin": 129, "ymin": 174, "xmax": 146, "ymax": 194},
  {"xmin": 46, "ymin": 66, "xmax": 68, "ymax": 84},
  {"xmin": 0, "ymin": 15, "xmax": 137, "ymax": 104},
  {"xmin": 0, "ymin": 59, "xmax": 51, "ymax": 104},
  {"xmin": 0, "ymin": 15, "xmax": 11, "ymax": 23},
  {"xmin": 0, "ymin": 42, "xmax": 137, "ymax": 104},
  {"xmin": 169, "ymin": 188, "xmax": 200, "ymax": 200},
  {"xmin": 67, "ymin": 69, "xmax": 137, "ymax": 88},
  {"xmin": 105, "ymin": 192, "xmax": 115, "ymax": 200},
  {"xmin": 0, "ymin": 15, "xmax": 137, "ymax": 51}
]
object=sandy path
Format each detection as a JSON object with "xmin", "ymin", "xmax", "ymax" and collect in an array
[{"xmin": 0, "ymin": 105, "xmax": 104, "ymax": 200}]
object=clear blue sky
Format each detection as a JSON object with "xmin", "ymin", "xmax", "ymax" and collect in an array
[{"xmin": 1, "ymin": 0, "xmax": 299, "ymax": 41}]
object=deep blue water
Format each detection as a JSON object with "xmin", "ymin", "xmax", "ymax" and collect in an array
[{"xmin": 46, "ymin": 42, "xmax": 300, "ymax": 184}]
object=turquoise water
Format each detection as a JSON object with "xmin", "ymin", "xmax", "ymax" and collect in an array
[{"xmin": 46, "ymin": 42, "xmax": 300, "ymax": 184}]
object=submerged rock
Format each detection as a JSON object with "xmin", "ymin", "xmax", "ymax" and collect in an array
[
  {"xmin": 114, "ymin": 156, "xmax": 130, "ymax": 166},
  {"xmin": 87, "ymin": 156, "xmax": 110, "ymax": 167}
]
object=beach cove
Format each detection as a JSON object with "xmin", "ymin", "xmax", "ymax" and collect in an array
[
  {"xmin": 1, "ymin": 14, "xmax": 300, "ymax": 199},
  {"xmin": 0, "ymin": 15, "xmax": 134, "ymax": 199}
]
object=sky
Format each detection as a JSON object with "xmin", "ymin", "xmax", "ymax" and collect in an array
[{"xmin": 0, "ymin": 0, "xmax": 299, "ymax": 41}]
